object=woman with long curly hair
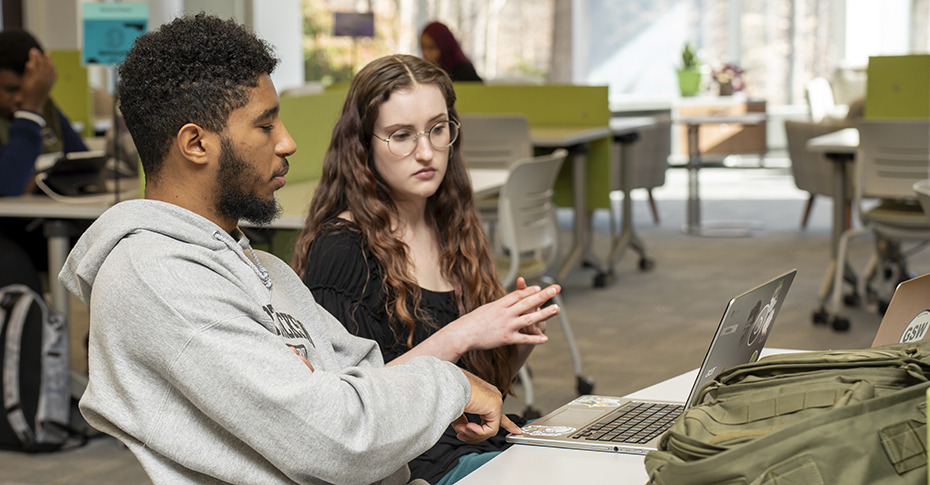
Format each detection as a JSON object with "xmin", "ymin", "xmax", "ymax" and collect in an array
[{"xmin": 292, "ymin": 54, "xmax": 559, "ymax": 484}]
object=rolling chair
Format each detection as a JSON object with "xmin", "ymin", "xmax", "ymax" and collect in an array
[
  {"xmin": 915, "ymin": 179, "xmax": 930, "ymax": 221},
  {"xmin": 460, "ymin": 114, "xmax": 533, "ymax": 242},
  {"xmin": 784, "ymin": 120, "xmax": 852, "ymax": 229},
  {"xmin": 827, "ymin": 120, "xmax": 930, "ymax": 331},
  {"xmin": 495, "ymin": 148, "xmax": 594, "ymax": 418},
  {"xmin": 806, "ymin": 77, "xmax": 848, "ymax": 123},
  {"xmin": 459, "ymin": 114, "xmax": 532, "ymax": 170},
  {"xmin": 611, "ymin": 117, "xmax": 670, "ymax": 226}
]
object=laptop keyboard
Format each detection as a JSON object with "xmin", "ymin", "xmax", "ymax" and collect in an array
[{"xmin": 569, "ymin": 402, "xmax": 683, "ymax": 444}]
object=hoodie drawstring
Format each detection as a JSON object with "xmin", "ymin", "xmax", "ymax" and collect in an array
[{"xmin": 213, "ymin": 231, "xmax": 273, "ymax": 290}]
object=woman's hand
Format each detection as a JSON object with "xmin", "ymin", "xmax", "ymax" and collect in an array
[
  {"xmin": 448, "ymin": 281, "xmax": 559, "ymax": 352},
  {"xmin": 385, "ymin": 280, "xmax": 560, "ymax": 366},
  {"xmin": 516, "ymin": 277, "xmax": 547, "ymax": 337}
]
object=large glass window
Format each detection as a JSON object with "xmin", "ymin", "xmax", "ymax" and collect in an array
[
  {"xmin": 303, "ymin": 0, "xmax": 554, "ymax": 84},
  {"xmin": 582, "ymin": 0, "xmax": 930, "ymax": 107}
]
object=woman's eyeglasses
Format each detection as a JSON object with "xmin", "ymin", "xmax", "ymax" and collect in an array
[{"xmin": 373, "ymin": 119, "xmax": 460, "ymax": 157}]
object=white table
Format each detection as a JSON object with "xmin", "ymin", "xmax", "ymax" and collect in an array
[
  {"xmin": 457, "ymin": 348, "xmax": 801, "ymax": 484},
  {"xmin": 0, "ymin": 170, "xmax": 509, "ymax": 316},
  {"xmin": 806, "ymin": 127, "xmax": 859, "ymax": 331},
  {"xmin": 469, "ymin": 168, "xmax": 509, "ymax": 199},
  {"xmin": 678, "ymin": 113, "xmax": 768, "ymax": 237},
  {"xmin": 607, "ymin": 117, "xmax": 659, "ymax": 278},
  {"xmin": 530, "ymin": 126, "xmax": 613, "ymax": 285}
]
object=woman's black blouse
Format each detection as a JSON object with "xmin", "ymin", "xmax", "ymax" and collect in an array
[{"xmin": 301, "ymin": 220, "xmax": 524, "ymax": 483}]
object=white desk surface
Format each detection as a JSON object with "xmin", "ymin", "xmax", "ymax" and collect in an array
[
  {"xmin": 610, "ymin": 117, "xmax": 658, "ymax": 136},
  {"xmin": 677, "ymin": 112, "xmax": 767, "ymax": 125},
  {"xmin": 0, "ymin": 180, "xmax": 317, "ymax": 231},
  {"xmin": 457, "ymin": 348, "xmax": 802, "ymax": 485},
  {"xmin": 530, "ymin": 126, "xmax": 612, "ymax": 148},
  {"xmin": 469, "ymin": 168, "xmax": 509, "ymax": 199},
  {"xmin": 806, "ymin": 127, "xmax": 859, "ymax": 154},
  {"xmin": 0, "ymin": 192, "xmax": 115, "ymax": 220},
  {"xmin": 0, "ymin": 169, "xmax": 507, "ymax": 231}
]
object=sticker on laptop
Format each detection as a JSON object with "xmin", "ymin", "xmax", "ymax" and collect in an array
[
  {"xmin": 520, "ymin": 425, "xmax": 576, "ymax": 436},
  {"xmin": 900, "ymin": 310, "xmax": 930, "ymax": 343},
  {"xmin": 570, "ymin": 396, "xmax": 622, "ymax": 407}
]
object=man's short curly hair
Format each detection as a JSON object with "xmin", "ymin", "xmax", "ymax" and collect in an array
[
  {"xmin": 118, "ymin": 13, "xmax": 278, "ymax": 180},
  {"xmin": 0, "ymin": 30, "xmax": 43, "ymax": 75}
]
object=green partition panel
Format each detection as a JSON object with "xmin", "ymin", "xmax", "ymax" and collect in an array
[
  {"xmin": 866, "ymin": 55, "xmax": 930, "ymax": 119},
  {"xmin": 49, "ymin": 50, "xmax": 92, "ymax": 138},
  {"xmin": 454, "ymin": 84, "xmax": 612, "ymax": 208},
  {"xmin": 455, "ymin": 84, "xmax": 610, "ymax": 127},
  {"xmin": 258, "ymin": 91, "xmax": 348, "ymax": 262},
  {"xmin": 278, "ymin": 90, "xmax": 347, "ymax": 183}
]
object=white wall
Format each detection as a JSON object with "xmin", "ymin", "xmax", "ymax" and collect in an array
[
  {"xmin": 23, "ymin": 0, "xmax": 80, "ymax": 49},
  {"xmin": 23, "ymin": 0, "xmax": 304, "ymax": 93},
  {"xmin": 250, "ymin": 0, "xmax": 305, "ymax": 93}
]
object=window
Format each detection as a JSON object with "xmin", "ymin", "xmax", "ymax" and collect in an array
[
  {"xmin": 581, "ymin": 0, "xmax": 929, "ymax": 107},
  {"xmin": 303, "ymin": 0, "xmax": 554, "ymax": 84}
]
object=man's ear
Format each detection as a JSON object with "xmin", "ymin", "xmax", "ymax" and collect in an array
[{"xmin": 176, "ymin": 123, "xmax": 218, "ymax": 166}]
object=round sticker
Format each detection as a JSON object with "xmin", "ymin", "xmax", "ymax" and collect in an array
[
  {"xmin": 899, "ymin": 310, "xmax": 930, "ymax": 343},
  {"xmin": 570, "ymin": 396, "xmax": 622, "ymax": 407},
  {"xmin": 747, "ymin": 304, "xmax": 769, "ymax": 346},
  {"xmin": 520, "ymin": 425, "xmax": 576, "ymax": 436}
]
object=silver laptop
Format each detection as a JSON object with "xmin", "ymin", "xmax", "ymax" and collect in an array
[
  {"xmin": 506, "ymin": 269, "xmax": 796, "ymax": 454},
  {"xmin": 871, "ymin": 272, "xmax": 930, "ymax": 347}
]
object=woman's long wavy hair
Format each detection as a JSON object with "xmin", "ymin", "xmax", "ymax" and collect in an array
[{"xmin": 292, "ymin": 54, "xmax": 516, "ymax": 394}]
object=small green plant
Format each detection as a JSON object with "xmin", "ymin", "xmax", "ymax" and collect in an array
[{"xmin": 680, "ymin": 42, "xmax": 699, "ymax": 70}]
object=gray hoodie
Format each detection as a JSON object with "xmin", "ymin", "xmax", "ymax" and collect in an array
[{"xmin": 60, "ymin": 199, "xmax": 471, "ymax": 485}]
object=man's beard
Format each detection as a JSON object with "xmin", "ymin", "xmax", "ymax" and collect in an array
[{"xmin": 216, "ymin": 137, "xmax": 283, "ymax": 226}]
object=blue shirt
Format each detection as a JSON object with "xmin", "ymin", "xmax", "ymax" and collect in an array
[{"xmin": 0, "ymin": 108, "xmax": 87, "ymax": 197}]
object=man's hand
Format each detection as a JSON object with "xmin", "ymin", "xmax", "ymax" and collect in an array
[
  {"xmin": 18, "ymin": 48, "xmax": 56, "ymax": 114},
  {"xmin": 452, "ymin": 369, "xmax": 523, "ymax": 444}
]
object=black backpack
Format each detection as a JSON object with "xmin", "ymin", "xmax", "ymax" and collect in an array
[{"xmin": 0, "ymin": 284, "xmax": 74, "ymax": 452}]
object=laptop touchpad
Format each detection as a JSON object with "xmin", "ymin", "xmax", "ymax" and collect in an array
[{"xmin": 538, "ymin": 407, "xmax": 606, "ymax": 427}]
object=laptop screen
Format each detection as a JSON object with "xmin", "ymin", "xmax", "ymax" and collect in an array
[
  {"xmin": 686, "ymin": 270, "xmax": 796, "ymax": 407},
  {"xmin": 871, "ymin": 272, "xmax": 930, "ymax": 347}
]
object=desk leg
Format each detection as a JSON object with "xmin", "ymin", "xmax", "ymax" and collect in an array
[
  {"xmin": 44, "ymin": 220, "xmax": 90, "ymax": 399},
  {"xmin": 685, "ymin": 124, "xmax": 702, "ymax": 233},
  {"xmin": 557, "ymin": 147, "xmax": 588, "ymax": 283},
  {"xmin": 557, "ymin": 144, "xmax": 609, "ymax": 285},
  {"xmin": 682, "ymin": 124, "xmax": 759, "ymax": 237},
  {"xmin": 817, "ymin": 154, "xmax": 857, "ymax": 331},
  {"xmin": 45, "ymin": 220, "xmax": 71, "ymax": 317},
  {"xmin": 608, "ymin": 133, "xmax": 653, "ymax": 273}
]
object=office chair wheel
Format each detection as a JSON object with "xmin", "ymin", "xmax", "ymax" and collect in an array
[
  {"xmin": 812, "ymin": 308, "xmax": 829, "ymax": 325},
  {"xmin": 830, "ymin": 316, "xmax": 850, "ymax": 332},
  {"xmin": 522, "ymin": 407, "xmax": 542, "ymax": 420},
  {"xmin": 638, "ymin": 258, "xmax": 655, "ymax": 271},
  {"xmin": 593, "ymin": 272, "xmax": 613, "ymax": 288},
  {"xmin": 576, "ymin": 375, "xmax": 595, "ymax": 396},
  {"xmin": 843, "ymin": 292, "xmax": 861, "ymax": 307}
]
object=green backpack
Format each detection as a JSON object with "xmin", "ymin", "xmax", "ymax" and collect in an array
[{"xmin": 644, "ymin": 341, "xmax": 930, "ymax": 484}]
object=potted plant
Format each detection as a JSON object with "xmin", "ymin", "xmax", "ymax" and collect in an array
[
  {"xmin": 712, "ymin": 63, "xmax": 745, "ymax": 96},
  {"xmin": 677, "ymin": 43, "xmax": 705, "ymax": 97}
]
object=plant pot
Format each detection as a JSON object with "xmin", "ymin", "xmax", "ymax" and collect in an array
[
  {"xmin": 677, "ymin": 68, "xmax": 704, "ymax": 97},
  {"xmin": 719, "ymin": 81, "xmax": 734, "ymax": 96}
]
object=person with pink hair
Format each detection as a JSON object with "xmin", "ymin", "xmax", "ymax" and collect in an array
[{"xmin": 420, "ymin": 22, "xmax": 483, "ymax": 82}]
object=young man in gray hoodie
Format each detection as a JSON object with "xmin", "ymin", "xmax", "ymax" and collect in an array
[{"xmin": 59, "ymin": 14, "xmax": 554, "ymax": 485}]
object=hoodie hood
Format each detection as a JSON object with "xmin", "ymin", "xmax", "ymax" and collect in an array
[{"xmin": 59, "ymin": 199, "xmax": 271, "ymax": 305}]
